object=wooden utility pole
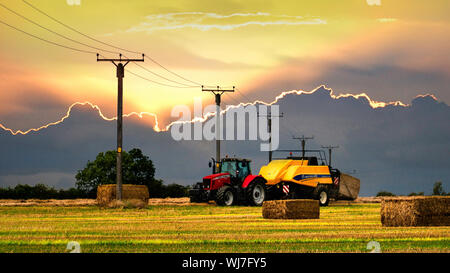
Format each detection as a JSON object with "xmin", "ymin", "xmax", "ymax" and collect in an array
[
  {"xmin": 321, "ymin": 145, "xmax": 339, "ymax": 167},
  {"xmin": 258, "ymin": 111, "xmax": 284, "ymax": 163},
  {"xmin": 97, "ymin": 54, "xmax": 144, "ymax": 200},
  {"xmin": 202, "ymin": 86, "xmax": 235, "ymax": 163},
  {"xmin": 293, "ymin": 135, "xmax": 314, "ymax": 158}
]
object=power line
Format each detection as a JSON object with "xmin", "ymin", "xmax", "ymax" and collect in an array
[
  {"xmin": 0, "ymin": 18, "xmax": 201, "ymax": 90},
  {"xmin": 2, "ymin": 1, "xmax": 233, "ymax": 93},
  {"xmin": 126, "ymin": 69, "xmax": 199, "ymax": 88},
  {"xmin": 235, "ymin": 88, "xmax": 254, "ymax": 103},
  {"xmin": 0, "ymin": 19, "xmax": 96, "ymax": 55},
  {"xmin": 223, "ymin": 92, "xmax": 242, "ymax": 105},
  {"xmin": 0, "ymin": 2, "xmax": 120, "ymax": 55},
  {"xmin": 22, "ymin": 0, "xmax": 141, "ymax": 55},
  {"xmin": 143, "ymin": 55, "xmax": 203, "ymax": 86},
  {"xmin": 0, "ymin": 16, "xmax": 195, "ymax": 89},
  {"xmin": 131, "ymin": 62, "xmax": 200, "ymax": 87},
  {"xmin": 22, "ymin": 0, "xmax": 202, "ymax": 87},
  {"xmin": 1, "ymin": 0, "xmax": 203, "ymax": 88}
]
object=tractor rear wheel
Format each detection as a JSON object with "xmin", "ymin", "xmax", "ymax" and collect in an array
[
  {"xmin": 246, "ymin": 180, "xmax": 266, "ymax": 206},
  {"xmin": 216, "ymin": 185, "xmax": 236, "ymax": 206},
  {"xmin": 313, "ymin": 185, "xmax": 330, "ymax": 206}
]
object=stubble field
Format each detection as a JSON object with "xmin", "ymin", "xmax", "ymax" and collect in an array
[{"xmin": 0, "ymin": 199, "xmax": 448, "ymax": 253}]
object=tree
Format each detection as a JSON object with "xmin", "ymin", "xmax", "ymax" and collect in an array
[
  {"xmin": 432, "ymin": 181, "xmax": 446, "ymax": 196},
  {"xmin": 164, "ymin": 183, "xmax": 189, "ymax": 198},
  {"xmin": 76, "ymin": 148, "xmax": 162, "ymax": 197},
  {"xmin": 376, "ymin": 191, "xmax": 396, "ymax": 197},
  {"xmin": 408, "ymin": 192, "xmax": 424, "ymax": 196}
]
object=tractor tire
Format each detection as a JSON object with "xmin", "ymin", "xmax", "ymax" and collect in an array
[
  {"xmin": 216, "ymin": 185, "xmax": 236, "ymax": 206},
  {"xmin": 313, "ymin": 185, "xmax": 330, "ymax": 207},
  {"xmin": 246, "ymin": 180, "xmax": 266, "ymax": 206}
]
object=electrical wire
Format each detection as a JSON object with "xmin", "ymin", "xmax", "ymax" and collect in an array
[
  {"xmin": 0, "ymin": 19, "xmax": 96, "ymax": 55},
  {"xmin": 131, "ymin": 61, "xmax": 200, "ymax": 88},
  {"xmin": 22, "ymin": 0, "xmax": 203, "ymax": 87},
  {"xmin": 2, "ymin": 1, "xmax": 231, "ymax": 91},
  {"xmin": 0, "ymin": 18, "xmax": 200, "ymax": 89},
  {"xmin": 126, "ymin": 69, "xmax": 199, "ymax": 88},
  {"xmin": 143, "ymin": 55, "xmax": 203, "ymax": 86},
  {"xmin": 22, "ymin": 0, "xmax": 141, "ymax": 55},
  {"xmin": 0, "ymin": 3, "xmax": 120, "ymax": 55},
  {"xmin": 223, "ymin": 92, "xmax": 243, "ymax": 106},
  {"xmin": 235, "ymin": 88, "xmax": 255, "ymax": 103}
]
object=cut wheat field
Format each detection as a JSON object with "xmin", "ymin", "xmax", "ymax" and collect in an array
[{"xmin": 0, "ymin": 201, "xmax": 448, "ymax": 253}]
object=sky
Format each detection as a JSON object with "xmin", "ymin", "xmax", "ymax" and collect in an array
[
  {"xmin": 0, "ymin": 0, "xmax": 449, "ymax": 195},
  {"xmin": 1, "ymin": 86, "xmax": 449, "ymax": 196}
]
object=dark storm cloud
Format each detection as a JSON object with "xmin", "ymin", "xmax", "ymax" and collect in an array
[
  {"xmin": 244, "ymin": 59, "xmax": 450, "ymax": 107},
  {"xmin": 1, "ymin": 86, "xmax": 449, "ymax": 195}
]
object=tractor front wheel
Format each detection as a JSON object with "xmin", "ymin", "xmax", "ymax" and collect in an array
[
  {"xmin": 246, "ymin": 180, "xmax": 266, "ymax": 206},
  {"xmin": 216, "ymin": 185, "xmax": 236, "ymax": 206}
]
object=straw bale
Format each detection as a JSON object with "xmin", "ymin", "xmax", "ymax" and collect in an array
[
  {"xmin": 381, "ymin": 196, "xmax": 450, "ymax": 226},
  {"xmin": 262, "ymin": 199, "xmax": 319, "ymax": 219},
  {"xmin": 97, "ymin": 184, "xmax": 149, "ymax": 207}
]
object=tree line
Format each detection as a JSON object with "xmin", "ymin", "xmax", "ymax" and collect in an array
[
  {"xmin": 0, "ymin": 149, "xmax": 190, "ymax": 199},
  {"xmin": 1, "ymin": 148, "xmax": 447, "ymax": 199},
  {"xmin": 376, "ymin": 182, "xmax": 449, "ymax": 197}
]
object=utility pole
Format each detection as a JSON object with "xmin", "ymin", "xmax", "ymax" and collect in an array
[
  {"xmin": 321, "ymin": 145, "xmax": 339, "ymax": 167},
  {"xmin": 293, "ymin": 135, "xmax": 314, "ymax": 158},
  {"xmin": 202, "ymin": 86, "xmax": 235, "ymax": 163},
  {"xmin": 258, "ymin": 111, "xmax": 284, "ymax": 163},
  {"xmin": 97, "ymin": 53, "xmax": 145, "ymax": 200}
]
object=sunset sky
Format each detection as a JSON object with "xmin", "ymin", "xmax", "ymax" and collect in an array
[
  {"xmin": 0, "ymin": 0, "xmax": 449, "ymax": 131},
  {"xmin": 0, "ymin": 0, "xmax": 449, "ymax": 194}
]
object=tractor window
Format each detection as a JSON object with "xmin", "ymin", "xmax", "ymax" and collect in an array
[
  {"xmin": 221, "ymin": 161, "xmax": 237, "ymax": 177},
  {"xmin": 237, "ymin": 161, "xmax": 250, "ymax": 180}
]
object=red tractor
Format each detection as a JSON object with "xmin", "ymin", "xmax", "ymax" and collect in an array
[{"xmin": 189, "ymin": 157, "xmax": 267, "ymax": 206}]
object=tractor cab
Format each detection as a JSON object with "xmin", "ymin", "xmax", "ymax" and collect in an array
[{"xmin": 209, "ymin": 157, "xmax": 252, "ymax": 183}]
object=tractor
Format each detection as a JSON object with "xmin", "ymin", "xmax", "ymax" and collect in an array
[
  {"xmin": 189, "ymin": 150, "xmax": 359, "ymax": 207},
  {"xmin": 189, "ymin": 157, "xmax": 267, "ymax": 206}
]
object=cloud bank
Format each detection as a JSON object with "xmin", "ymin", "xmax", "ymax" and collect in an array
[{"xmin": 1, "ymin": 86, "xmax": 449, "ymax": 196}]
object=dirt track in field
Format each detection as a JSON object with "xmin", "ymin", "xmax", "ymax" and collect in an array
[{"xmin": 0, "ymin": 197, "xmax": 381, "ymax": 207}]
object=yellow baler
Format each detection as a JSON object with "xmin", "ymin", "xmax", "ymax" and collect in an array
[
  {"xmin": 258, "ymin": 158, "xmax": 338, "ymax": 206},
  {"xmin": 260, "ymin": 159, "xmax": 333, "ymax": 187}
]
